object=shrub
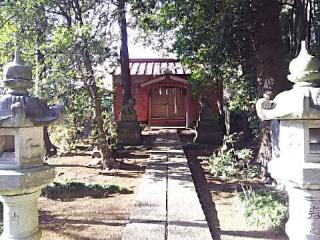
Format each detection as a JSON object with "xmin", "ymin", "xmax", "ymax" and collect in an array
[
  {"xmin": 237, "ymin": 187, "xmax": 288, "ymax": 230},
  {"xmin": 41, "ymin": 180, "xmax": 131, "ymax": 200},
  {"xmin": 208, "ymin": 147, "xmax": 260, "ymax": 180},
  {"xmin": 49, "ymin": 124, "xmax": 77, "ymax": 153}
]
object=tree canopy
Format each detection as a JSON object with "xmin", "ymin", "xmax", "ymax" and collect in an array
[
  {"xmin": 130, "ymin": 0, "xmax": 320, "ymax": 110},
  {"xmin": 0, "ymin": 0, "xmax": 121, "ymax": 162},
  {"xmin": 1, "ymin": 1, "xmax": 119, "ymax": 127}
]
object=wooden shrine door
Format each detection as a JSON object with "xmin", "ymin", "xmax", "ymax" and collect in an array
[{"xmin": 149, "ymin": 87, "xmax": 186, "ymax": 126}]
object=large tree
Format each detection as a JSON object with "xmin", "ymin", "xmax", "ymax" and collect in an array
[{"xmin": 252, "ymin": 0, "xmax": 291, "ymax": 179}]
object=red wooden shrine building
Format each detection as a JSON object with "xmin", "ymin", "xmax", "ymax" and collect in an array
[{"xmin": 113, "ymin": 59, "xmax": 223, "ymax": 127}]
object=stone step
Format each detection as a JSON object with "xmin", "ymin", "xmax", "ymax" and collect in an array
[
  {"xmin": 121, "ymin": 153, "xmax": 167, "ymax": 240},
  {"xmin": 166, "ymin": 131, "xmax": 212, "ymax": 240},
  {"xmin": 121, "ymin": 129, "xmax": 212, "ymax": 240}
]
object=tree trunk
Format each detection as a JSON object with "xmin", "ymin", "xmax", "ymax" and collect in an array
[
  {"xmin": 73, "ymin": 0, "xmax": 114, "ymax": 169},
  {"xmin": 43, "ymin": 127, "xmax": 58, "ymax": 157},
  {"xmin": 252, "ymin": 0, "xmax": 291, "ymax": 179},
  {"xmin": 119, "ymin": 0, "xmax": 132, "ymax": 106},
  {"xmin": 83, "ymin": 46, "xmax": 114, "ymax": 170},
  {"xmin": 35, "ymin": 4, "xmax": 57, "ymax": 157}
]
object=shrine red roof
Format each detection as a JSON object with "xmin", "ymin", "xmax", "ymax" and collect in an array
[{"xmin": 113, "ymin": 58, "xmax": 191, "ymax": 76}]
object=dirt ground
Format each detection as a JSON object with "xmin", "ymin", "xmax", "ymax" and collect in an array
[
  {"xmin": 2, "ymin": 129, "xmax": 288, "ymax": 240},
  {"xmin": 39, "ymin": 144, "xmax": 149, "ymax": 240},
  {"xmin": 179, "ymin": 129, "xmax": 288, "ymax": 240}
]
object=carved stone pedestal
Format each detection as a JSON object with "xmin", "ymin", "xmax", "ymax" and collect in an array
[
  {"xmin": 286, "ymin": 186, "xmax": 320, "ymax": 240},
  {"xmin": 194, "ymin": 119, "xmax": 223, "ymax": 145},
  {"xmin": 117, "ymin": 98, "xmax": 141, "ymax": 145},
  {"xmin": 117, "ymin": 121, "xmax": 141, "ymax": 145},
  {"xmin": 0, "ymin": 191, "xmax": 42, "ymax": 240},
  {"xmin": 194, "ymin": 98, "xmax": 224, "ymax": 144}
]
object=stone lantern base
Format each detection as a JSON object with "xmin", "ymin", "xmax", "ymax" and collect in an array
[
  {"xmin": 117, "ymin": 120, "xmax": 141, "ymax": 145},
  {"xmin": 0, "ymin": 165, "xmax": 54, "ymax": 240},
  {"xmin": 0, "ymin": 191, "xmax": 42, "ymax": 240},
  {"xmin": 286, "ymin": 186, "xmax": 320, "ymax": 240}
]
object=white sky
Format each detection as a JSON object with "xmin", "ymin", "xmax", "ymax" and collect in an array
[
  {"xmin": 129, "ymin": 44, "xmax": 160, "ymax": 58},
  {"xmin": 103, "ymin": 27, "xmax": 176, "ymax": 89},
  {"xmin": 127, "ymin": 27, "xmax": 176, "ymax": 58},
  {"xmin": 128, "ymin": 39, "xmax": 162, "ymax": 58}
]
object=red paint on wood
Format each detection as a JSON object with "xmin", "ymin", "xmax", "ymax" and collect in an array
[{"xmin": 113, "ymin": 75, "xmax": 222, "ymax": 126}]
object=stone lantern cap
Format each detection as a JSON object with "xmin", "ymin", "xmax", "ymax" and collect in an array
[
  {"xmin": 0, "ymin": 50, "xmax": 63, "ymax": 128},
  {"xmin": 256, "ymin": 41, "xmax": 320, "ymax": 121}
]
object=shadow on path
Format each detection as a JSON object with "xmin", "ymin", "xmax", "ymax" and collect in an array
[{"xmin": 188, "ymin": 159, "xmax": 221, "ymax": 240}]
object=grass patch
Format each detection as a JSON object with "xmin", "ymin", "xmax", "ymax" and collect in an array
[
  {"xmin": 41, "ymin": 180, "xmax": 132, "ymax": 200},
  {"xmin": 237, "ymin": 186, "xmax": 288, "ymax": 230}
]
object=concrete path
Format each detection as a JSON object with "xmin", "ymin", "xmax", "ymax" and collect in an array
[{"xmin": 121, "ymin": 129, "xmax": 212, "ymax": 240}]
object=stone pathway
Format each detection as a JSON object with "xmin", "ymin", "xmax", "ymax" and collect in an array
[{"xmin": 121, "ymin": 129, "xmax": 212, "ymax": 240}]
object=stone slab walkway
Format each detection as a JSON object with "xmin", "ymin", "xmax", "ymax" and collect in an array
[{"xmin": 121, "ymin": 129, "xmax": 212, "ymax": 240}]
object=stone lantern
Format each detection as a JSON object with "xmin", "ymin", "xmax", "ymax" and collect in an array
[
  {"xmin": 0, "ymin": 50, "xmax": 62, "ymax": 240},
  {"xmin": 256, "ymin": 41, "xmax": 320, "ymax": 240}
]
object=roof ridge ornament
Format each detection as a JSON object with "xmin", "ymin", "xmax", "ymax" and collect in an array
[{"xmin": 14, "ymin": 48, "xmax": 24, "ymax": 65}]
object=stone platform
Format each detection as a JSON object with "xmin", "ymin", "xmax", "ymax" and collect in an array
[{"xmin": 121, "ymin": 129, "xmax": 212, "ymax": 240}]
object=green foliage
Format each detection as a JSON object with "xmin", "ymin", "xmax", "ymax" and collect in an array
[
  {"xmin": 238, "ymin": 187, "xmax": 288, "ymax": 230},
  {"xmin": 50, "ymin": 97, "xmax": 116, "ymax": 153},
  {"xmin": 131, "ymin": 0, "xmax": 257, "ymax": 110},
  {"xmin": 226, "ymin": 76, "xmax": 257, "ymax": 113},
  {"xmin": 49, "ymin": 124, "xmax": 77, "ymax": 152},
  {"xmin": 209, "ymin": 147, "xmax": 260, "ymax": 180},
  {"xmin": 0, "ymin": 0, "xmax": 118, "ymax": 144},
  {"xmin": 103, "ymin": 110, "xmax": 118, "ymax": 146},
  {"xmin": 41, "ymin": 180, "xmax": 131, "ymax": 200}
]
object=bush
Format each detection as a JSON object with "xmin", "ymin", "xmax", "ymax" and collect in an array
[
  {"xmin": 238, "ymin": 187, "xmax": 288, "ymax": 230},
  {"xmin": 208, "ymin": 147, "xmax": 260, "ymax": 180},
  {"xmin": 41, "ymin": 180, "xmax": 131, "ymax": 200}
]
